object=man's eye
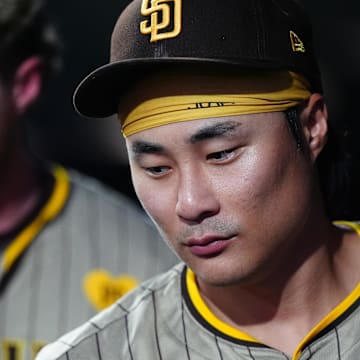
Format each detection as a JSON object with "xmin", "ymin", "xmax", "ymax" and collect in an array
[
  {"xmin": 207, "ymin": 148, "xmax": 236, "ymax": 161},
  {"xmin": 145, "ymin": 166, "xmax": 170, "ymax": 177}
]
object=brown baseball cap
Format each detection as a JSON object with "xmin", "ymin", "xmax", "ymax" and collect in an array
[{"xmin": 73, "ymin": 0, "xmax": 322, "ymax": 119}]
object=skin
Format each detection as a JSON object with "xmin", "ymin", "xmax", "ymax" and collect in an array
[
  {"xmin": 125, "ymin": 92, "xmax": 360, "ymax": 355},
  {"xmin": 0, "ymin": 56, "xmax": 46, "ymax": 235}
]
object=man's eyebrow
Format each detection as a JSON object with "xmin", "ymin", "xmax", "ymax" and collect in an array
[
  {"xmin": 188, "ymin": 121, "xmax": 241, "ymax": 144},
  {"xmin": 131, "ymin": 141, "xmax": 165, "ymax": 156},
  {"xmin": 130, "ymin": 121, "xmax": 241, "ymax": 156}
]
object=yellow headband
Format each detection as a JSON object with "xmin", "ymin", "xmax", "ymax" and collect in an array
[{"xmin": 121, "ymin": 71, "xmax": 311, "ymax": 137}]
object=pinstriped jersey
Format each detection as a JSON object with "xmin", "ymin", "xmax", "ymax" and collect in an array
[
  {"xmin": 36, "ymin": 222, "xmax": 360, "ymax": 360},
  {"xmin": 0, "ymin": 165, "xmax": 179, "ymax": 360}
]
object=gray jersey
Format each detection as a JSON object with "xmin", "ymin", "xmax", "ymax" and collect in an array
[
  {"xmin": 0, "ymin": 165, "xmax": 179, "ymax": 360},
  {"xmin": 36, "ymin": 223, "xmax": 360, "ymax": 360}
]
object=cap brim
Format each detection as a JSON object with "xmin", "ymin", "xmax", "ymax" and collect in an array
[{"xmin": 73, "ymin": 57, "xmax": 287, "ymax": 119}]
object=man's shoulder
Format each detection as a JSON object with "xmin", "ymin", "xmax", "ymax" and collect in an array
[
  {"xmin": 67, "ymin": 167, "xmax": 140, "ymax": 211},
  {"xmin": 36, "ymin": 263, "xmax": 185, "ymax": 360},
  {"xmin": 39, "ymin": 165, "xmax": 179, "ymax": 278},
  {"xmin": 63, "ymin": 166, "xmax": 159, "ymax": 232}
]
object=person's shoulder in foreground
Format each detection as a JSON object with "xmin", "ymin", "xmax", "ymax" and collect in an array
[
  {"xmin": 54, "ymin": 164, "xmax": 179, "ymax": 281},
  {"xmin": 0, "ymin": 163, "xmax": 179, "ymax": 356},
  {"xmin": 60, "ymin": 164, "xmax": 179, "ymax": 282},
  {"xmin": 0, "ymin": 0, "xmax": 179, "ymax": 357}
]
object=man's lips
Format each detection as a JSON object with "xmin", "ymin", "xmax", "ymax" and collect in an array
[{"xmin": 186, "ymin": 235, "xmax": 233, "ymax": 257}]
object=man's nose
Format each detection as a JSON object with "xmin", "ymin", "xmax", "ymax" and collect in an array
[{"xmin": 175, "ymin": 168, "xmax": 220, "ymax": 224}]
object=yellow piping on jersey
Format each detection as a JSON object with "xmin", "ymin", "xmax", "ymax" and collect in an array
[
  {"xmin": 333, "ymin": 220, "xmax": 360, "ymax": 234},
  {"xmin": 293, "ymin": 224, "xmax": 360, "ymax": 358},
  {"xmin": 292, "ymin": 280, "xmax": 360, "ymax": 359},
  {"xmin": 186, "ymin": 268, "xmax": 260, "ymax": 343},
  {"xmin": 2, "ymin": 166, "xmax": 70, "ymax": 272}
]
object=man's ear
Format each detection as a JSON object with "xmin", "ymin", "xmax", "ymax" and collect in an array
[
  {"xmin": 12, "ymin": 56, "xmax": 43, "ymax": 115},
  {"xmin": 300, "ymin": 93, "xmax": 328, "ymax": 162}
]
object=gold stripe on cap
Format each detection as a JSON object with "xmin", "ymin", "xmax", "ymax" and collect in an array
[{"xmin": 121, "ymin": 71, "xmax": 311, "ymax": 137}]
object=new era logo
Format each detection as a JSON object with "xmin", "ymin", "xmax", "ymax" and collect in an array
[{"xmin": 290, "ymin": 31, "xmax": 305, "ymax": 53}]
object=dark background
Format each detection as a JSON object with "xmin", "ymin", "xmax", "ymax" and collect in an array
[{"xmin": 27, "ymin": 0, "xmax": 360, "ymax": 216}]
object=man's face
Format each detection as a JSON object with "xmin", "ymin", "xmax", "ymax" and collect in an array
[{"xmin": 126, "ymin": 110, "xmax": 320, "ymax": 287}]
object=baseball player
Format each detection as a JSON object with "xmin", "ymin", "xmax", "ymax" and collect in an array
[
  {"xmin": 37, "ymin": 0, "xmax": 360, "ymax": 359},
  {"xmin": 0, "ymin": 0, "xmax": 178, "ymax": 359}
]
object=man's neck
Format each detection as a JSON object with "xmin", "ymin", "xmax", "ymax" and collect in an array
[
  {"xmin": 0, "ymin": 151, "xmax": 45, "ymax": 236},
  {"xmin": 196, "ymin": 223, "xmax": 360, "ymax": 355}
]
